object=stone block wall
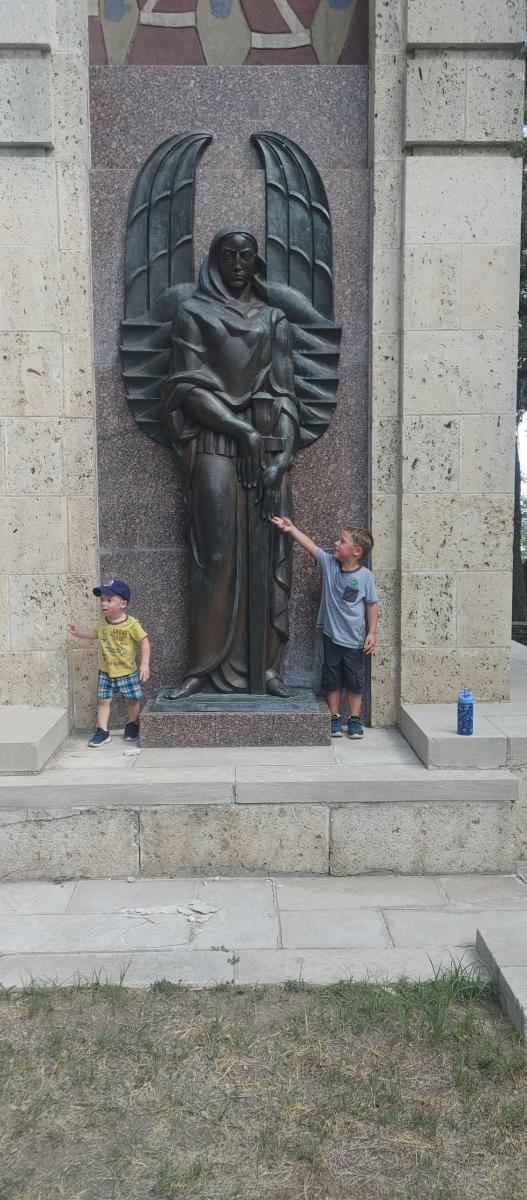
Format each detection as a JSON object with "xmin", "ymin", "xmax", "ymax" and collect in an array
[
  {"xmin": 369, "ymin": 0, "xmax": 525, "ymax": 718},
  {"xmin": 0, "ymin": 1, "xmax": 98, "ymax": 724}
]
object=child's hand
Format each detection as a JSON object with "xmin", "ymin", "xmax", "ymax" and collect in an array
[
  {"xmin": 364, "ymin": 633, "xmax": 376, "ymax": 655},
  {"xmin": 139, "ymin": 664, "xmax": 150, "ymax": 683},
  {"xmin": 68, "ymin": 621, "xmax": 79, "ymax": 636},
  {"xmin": 271, "ymin": 516, "xmax": 293, "ymax": 533}
]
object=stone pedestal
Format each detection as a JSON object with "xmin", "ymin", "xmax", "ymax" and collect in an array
[{"xmin": 140, "ymin": 690, "xmax": 330, "ymax": 747}]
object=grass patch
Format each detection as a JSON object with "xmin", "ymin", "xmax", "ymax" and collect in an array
[{"xmin": 0, "ymin": 967, "xmax": 525, "ymax": 1198}]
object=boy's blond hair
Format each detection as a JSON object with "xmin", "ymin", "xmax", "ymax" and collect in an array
[{"xmin": 342, "ymin": 526, "xmax": 374, "ymax": 560}]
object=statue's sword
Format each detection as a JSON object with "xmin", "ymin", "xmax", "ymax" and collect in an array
[{"xmin": 248, "ymin": 398, "xmax": 284, "ymax": 694}]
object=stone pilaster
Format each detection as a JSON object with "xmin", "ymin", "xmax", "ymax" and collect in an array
[
  {"xmin": 369, "ymin": 0, "xmax": 525, "ymax": 718},
  {"xmin": 0, "ymin": 0, "xmax": 98, "ymax": 724}
]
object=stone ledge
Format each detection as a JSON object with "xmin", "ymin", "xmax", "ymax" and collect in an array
[
  {"xmin": 400, "ymin": 700, "xmax": 527, "ymax": 768},
  {"xmin": 476, "ymin": 914, "xmax": 527, "ymax": 1036},
  {"xmin": 0, "ymin": 704, "xmax": 68, "ymax": 773},
  {"xmin": 140, "ymin": 692, "xmax": 330, "ymax": 747}
]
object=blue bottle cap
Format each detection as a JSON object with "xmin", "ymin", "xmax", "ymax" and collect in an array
[{"xmin": 458, "ymin": 687, "xmax": 473, "ymax": 701}]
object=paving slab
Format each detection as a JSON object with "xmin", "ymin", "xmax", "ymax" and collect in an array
[
  {"xmin": 0, "ymin": 913, "xmax": 193, "ymax": 955},
  {"xmin": 67, "ymin": 877, "xmax": 200, "ymax": 914},
  {"xmin": 385, "ymin": 909, "xmax": 505, "ymax": 949},
  {"xmin": 438, "ymin": 874, "xmax": 527, "ymax": 907},
  {"xmin": 332, "ymin": 728, "xmax": 419, "ymax": 766},
  {"xmin": 0, "ymin": 951, "xmax": 234, "ymax": 989},
  {"xmin": 191, "ymin": 878, "xmax": 278, "ymax": 949},
  {"xmin": 276, "ymin": 875, "xmax": 444, "ymax": 910},
  {"xmin": 0, "ymin": 881, "xmax": 76, "ymax": 914},
  {"xmin": 280, "ymin": 908, "xmax": 391, "ymax": 950},
  {"xmin": 235, "ymin": 946, "xmax": 487, "ymax": 986}
]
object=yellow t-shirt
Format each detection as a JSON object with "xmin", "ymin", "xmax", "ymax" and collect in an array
[{"xmin": 97, "ymin": 615, "xmax": 148, "ymax": 678}]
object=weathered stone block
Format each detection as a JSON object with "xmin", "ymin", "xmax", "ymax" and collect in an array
[
  {"xmin": 70, "ymin": 643, "xmax": 98, "ymax": 730},
  {"xmin": 0, "ymin": 577, "xmax": 8, "ymax": 652},
  {"xmin": 460, "ymin": 412, "xmax": 516, "ymax": 493},
  {"xmin": 403, "ymin": 245, "xmax": 462, "ymax": 330},
  {"xmin": 0, "ymin": 52, "xmax": 51, "ymax": 145},
  {"xmin": 58, "ymin": 253, "xmax": 92, "ymax": 335},
  {"xmin": 375, "ymin": 569, "xmax": 400, "ymax": 649},
  {"xmin": 401, "ymin": 573, "xmax": 456, "ymax": 646},
  {"xmin": 371, "ymin": 417, "xmax": 401, "ymax": 492},
  {"xmin": 402, "ymin": 416, "xmax": 459, "ymax": 492},
  {"xmin": 462, "ymin": 244, "xmax": 520, "ymax": 330},
  {"xmin": 465, "ymin": 56, "xmax": 525, "ymax": 142},
  {"xmin": 2, "ymin": 496, "xmax": 67, "ymax": 573},
  {"xmin": 402, "ymin": 494, "xmax": 512, "ymax": 570},
  {"xmin": 403, "ymin": 329, "xmax": 517, "ymax": 415},
  {"xmin": 372, "ymin": 52, "xmax": 405, "ymax": 160},
  {"xmin": 51, "ymin": 55, "xmax": 89, "ymax": 161},
  {"xmin": 63, "ymin": 418, "xmax": 96, "ymax": 496},
  {"xmin": 62, "ymin": 336, "xmax": 94, "ymax": 417},
  {"xmin": 371, "ymin": 333, "xmax": 400, "ymax": 418},
  {"xmin": 0, "ymin": 0, "xmax": 52, "ymax": 48},
  {"xmin": 406, "ymin": 0, "xmax": 526, "ymax": 46},
  {"xmin": 457, "ymin": 572, "xmax": 512, "ymax": 647},
  {"xmin": 66, "ymin": 575, "xmax": 98, "ymax": 633},
  {"xmin": 0, "ymin": 650, "xmax": 68, "ymax": 707},
  {"xmin": 0, "ymin": 159, "xmax": 57, "ymax": 247},
  {"xmin": 53, "ymin": 0, "xmax": 89, "ymax": 56},
  {"xmin": 57, "ymin": 163, "xmax": 90, "ymax": 252},
  {"xmin": 373, "ymin": 161, "xmax": 403, "ymax": 250},
  {"xmin": 371, "ymin": 493, "xmax": 399, "ymax": 572},
  {"xmin": 0, "ymin": 808, "xmax": 139, "ymax": 882},
  {"xmin": 0, "ymin": 420, "xmax": 5, "ymax": 496},
  {"xmin": 67, "ymin": 497, "xmax": 98, "ymax": 577},
  {"xmin": 370, "ymin": 647, "xmax": 399, "ymax": 727},
  {"xmin": 401, "ymin": 645, "xmax": 510, "ymax": 702},
  {"xmin": 4, "ymin": 417, "xmax": 63, "ymax": 495},
  {"xmin": 331, "ymin": 799, "xmax": 519, "ymax": 874},
  {"xmin": 375, "ymin": 0, "xmax": 406, "ymax": 51},
  {"xmin": 372, "ymin": 249, "xmax": 402, "ymax": 334},
  {"xmin": 140, "ymin": 805, "xmax": 329, "ymax": 875},
  {"xmin": 405, "ymin": 54, "xmax": 465, "ymax": 144},
  {"xmin": 9, "ymin": 575, "xmax": 67, "ymax": 652},
  {"xmin": 405, "ymin": 157, "xmax": 522, "ymax": 245},
  {"xmin": 0, "ymin": 333, "xmax": 62, "ymax": 417},
  {"xmin": 0, "ymin": 248, "xmax": 58, "ymax": 331}
]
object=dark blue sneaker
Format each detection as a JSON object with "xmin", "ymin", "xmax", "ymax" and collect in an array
[
  {"xmin": 347, "ymin": 717, "xmax": 364, "ymax": 739},
  {"xmin": 330, "ymin": 714, "xmax": 343, "ymax": 737},
  {"xmin": 88, "ymin": 727, "xmax": 111, "ymax": 748},
  {"xmin": 123, "ymin": 721, "xmax": 139, "ymax": 741}
]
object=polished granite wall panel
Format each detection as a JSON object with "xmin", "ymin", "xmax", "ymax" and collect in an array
[{"xmin": 90, "ymin": 66, "xmax": 369, "ymax": 691}]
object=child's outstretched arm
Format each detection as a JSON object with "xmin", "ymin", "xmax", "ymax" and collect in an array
[
  {"xmin": 271, "ymin": 517, "xmax": 317, "ymax": 560},
  {"xmin": 138, "ymin": 635, "xmax": 151, "ymax": 683},
  {"xmin": 68, "ymin": 621, "xmax": 97, "ymax": 640}
]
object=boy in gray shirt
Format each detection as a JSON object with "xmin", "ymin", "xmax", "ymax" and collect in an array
[{"xmin": 271, "ymin": 518, "xmax": 378, "ymax": 737}]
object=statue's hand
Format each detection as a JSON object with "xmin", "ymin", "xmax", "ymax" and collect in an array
[
  {"xmin": 237, "ymin": 429, "xmax": 265, "ymax": 489},
  {"xmin": 259, "ymin": 462, "xmax": 285, "ymax": 520}
]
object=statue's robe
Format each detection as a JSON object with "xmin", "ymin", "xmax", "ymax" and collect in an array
[{"xmin": 161, "ymin": 262, "xmax": 299, "ymax": 693}]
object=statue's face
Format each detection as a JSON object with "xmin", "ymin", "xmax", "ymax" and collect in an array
[{"xmin": 218, "ymin": 234, "xmax": 257, "ymax": 293}]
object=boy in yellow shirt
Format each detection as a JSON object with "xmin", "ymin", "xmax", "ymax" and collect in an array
[{"xmin": 68, "ymin": 579, "xmax": 150, "ymax": 747}]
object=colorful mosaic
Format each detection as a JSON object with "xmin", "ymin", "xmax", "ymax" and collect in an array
[{"xmin": 88, "ymin": 0, "xmax": 368, "ymax": 65}]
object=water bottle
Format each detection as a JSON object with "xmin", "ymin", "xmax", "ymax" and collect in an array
[{"xmin": 457, "ymin": 687, "xmax": 474, "ymax": 736}]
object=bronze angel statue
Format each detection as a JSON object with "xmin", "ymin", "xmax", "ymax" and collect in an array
[{"xmin": 120, "ymin": 131, "xmax": 341, "ymax": 698}]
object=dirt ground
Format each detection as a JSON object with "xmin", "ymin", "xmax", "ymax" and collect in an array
[{"xmin": 0, "ymin": 970, "xmax": 526, "ymax": 1199}]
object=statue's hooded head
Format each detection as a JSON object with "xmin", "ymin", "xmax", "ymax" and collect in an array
[{"xmin": 199, "ymin": 226, "xmax": 266, "ymax": 303}]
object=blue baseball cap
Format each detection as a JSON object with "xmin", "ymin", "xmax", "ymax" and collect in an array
[{"xmin": 93, "ymin": 579, "xmax": 131, "ymax": 602}]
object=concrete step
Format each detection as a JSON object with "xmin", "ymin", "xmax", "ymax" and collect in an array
[
  {"xmin": 400, "ymin": 701, "xmax": 527, "ymax": 769},
  {"xmin": 0, "ymin": 705, "xmax": 68, "ymax": 773},
  {"xmin": 476, "ymin": 913, "xmax": 527, "ymax": 1037},
  {"xmin": 0, "ymin": 753, "xmax": 520, "ymax": 881}
]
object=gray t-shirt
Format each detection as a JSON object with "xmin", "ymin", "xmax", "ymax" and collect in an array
[{"xmin": 316, "ymin": 548, "xmax": 378, "ymax": 648}]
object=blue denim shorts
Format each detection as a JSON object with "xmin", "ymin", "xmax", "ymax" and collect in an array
[{"xmin": 97, "ymin": 670, "xmax": 143, "ymax": 701}]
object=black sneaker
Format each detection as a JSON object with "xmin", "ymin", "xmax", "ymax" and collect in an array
[
  {"xmin": 347, "ymin": 717, "xmax": 364, "ymax": 739},
  {"xmin": 123, "ymin": 721, "xmax": 140, "ymax": 741},
  {"xmin": 88, "ymin": 727, "xmax": 111, "ymax": 748}
]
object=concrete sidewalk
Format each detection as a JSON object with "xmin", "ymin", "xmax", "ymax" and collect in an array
[{"xmin": 0, "ymin": 870, "xmax": 526, "ymax": 990}]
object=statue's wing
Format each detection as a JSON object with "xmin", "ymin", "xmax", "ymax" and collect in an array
[
  {"xmin": 120, "ymin": 131, "xmax": 211, "ymax": 447},
  {"xmin": 252, "ymin": 131, "xmax": 340, "ymax": 449}
]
